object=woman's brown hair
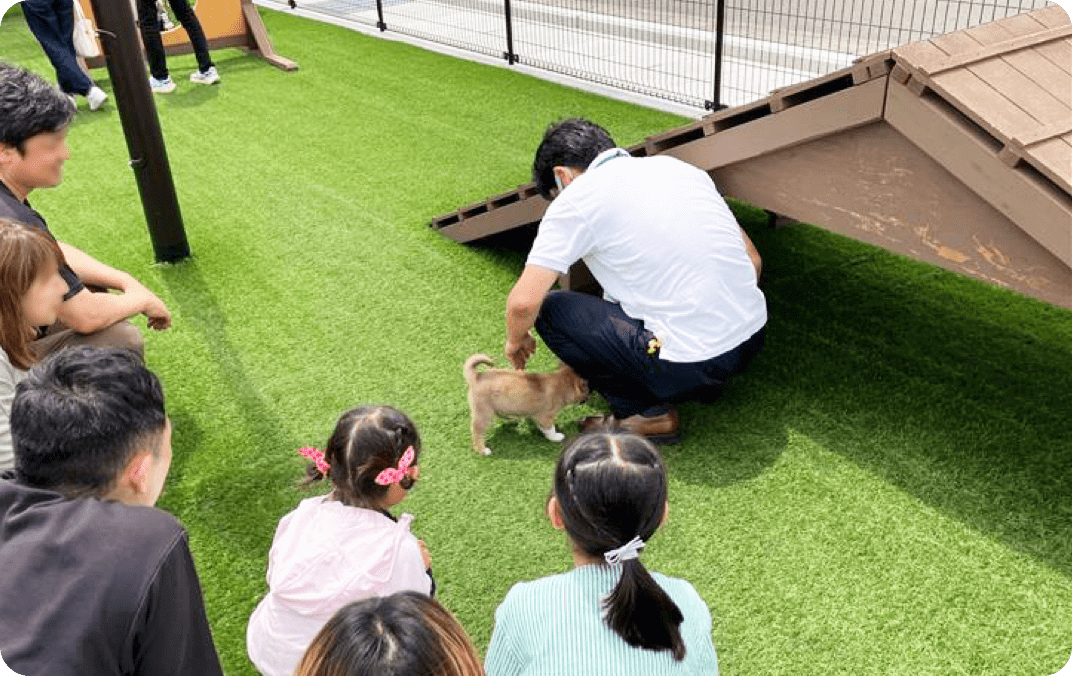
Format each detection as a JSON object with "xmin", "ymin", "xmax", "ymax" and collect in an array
[
  {"xmin": 0, "ymin": 218, "xmax": 65, "ymax": 369},
  {"xmin": 294, "ymin": 592, "xmax": 484, "ymax": 676}
]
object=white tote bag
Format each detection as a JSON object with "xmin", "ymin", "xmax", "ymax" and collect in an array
[{"xmin": 71, "ymin": 0, "xmax": 100, "ymax": 58}]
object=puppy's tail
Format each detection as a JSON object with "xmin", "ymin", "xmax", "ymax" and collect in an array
[{"xmin": 464, "ymin": 354, "xmax": 495, "ymax": 388}]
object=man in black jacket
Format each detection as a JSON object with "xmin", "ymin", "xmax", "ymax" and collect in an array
[{"xmin": 0, "ymin": 347, "xmax": 224, "ymax": 676}]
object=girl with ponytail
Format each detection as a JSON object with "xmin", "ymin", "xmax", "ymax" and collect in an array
[{"xmin": 485, "ymin": 431, "xmax": 719, "ymax": 675}]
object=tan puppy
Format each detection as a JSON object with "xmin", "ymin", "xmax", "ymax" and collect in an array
[{"xmin": 464, "ymin": 354, "xmax": 588, "ymax": 456}]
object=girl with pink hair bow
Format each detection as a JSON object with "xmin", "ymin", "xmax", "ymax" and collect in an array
[{"xmin": 247, "ymin": 405, "xmax": 433, "ymax": 676}]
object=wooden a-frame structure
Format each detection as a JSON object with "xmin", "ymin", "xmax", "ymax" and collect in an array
[{"xmin": 432, "ymin": 6, "xmax": 1071, "ymax": 310}]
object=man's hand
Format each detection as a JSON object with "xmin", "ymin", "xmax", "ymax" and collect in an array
[{"xmin": 505, "ymin": 333, "xmax": 537, "ymax": 370}]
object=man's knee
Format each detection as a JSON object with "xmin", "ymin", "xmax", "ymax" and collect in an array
[
  {"xmin": 95, "ymin": 322, "xmax": 145, "ymax": 359},
  {"xmin": 534, "ymin": 290, "xmax": 574, "ymax": 336},
  {"xmin": 61, "ymin": 322, "xmax": 145, "ymax": 360}
]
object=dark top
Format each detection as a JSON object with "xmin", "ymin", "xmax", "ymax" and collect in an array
[
  {"xmin": 0, "ymin": 180, "xmax": 84, "ymax": 299},
  {"xmin": 0, "ymin": 474, "xmax": 224, "ymax": 676}
]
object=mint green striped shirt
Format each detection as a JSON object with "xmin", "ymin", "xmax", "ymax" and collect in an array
[{"xmin": 485, "ymin": 565, "xmax": 719, "ymax": 675}]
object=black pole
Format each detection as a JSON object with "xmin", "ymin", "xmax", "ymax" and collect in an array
[
  {"xmin": 375, "ymin": 0, "xmax": 386, "ymax": 31},
  {"xmin": 503, "ymin": 0, "xmax": 517, "ymax": 64},
  {"xmin": 87, "ymin": 0, "xmax": 190, "ymax": 262},
  {"xmin": 708, "ymin": 0, "xmax": 726, "ymax": 111}
]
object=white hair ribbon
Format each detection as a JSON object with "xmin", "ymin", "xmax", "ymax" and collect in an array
[{"xmin": 603, "ymin": 536, "xmax": 645, "ymax": 565}]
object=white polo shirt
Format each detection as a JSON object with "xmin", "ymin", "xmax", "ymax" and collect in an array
[{"xmin": 527, "ymin": 148, "xmax": 767, "ymax": 363}]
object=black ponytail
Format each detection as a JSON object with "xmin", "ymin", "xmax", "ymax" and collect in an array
[
  {"xmin": 554, "ymin": 431, "xmax": 686, "ymax": 661},
  {"xmin": 605, "ymin": 559, "xmax": 686, "ymax": 660}
]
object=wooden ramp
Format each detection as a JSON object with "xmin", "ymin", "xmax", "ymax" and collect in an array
[{"xmin": 432, "ymin": 5, "xmax": 1072, "ymax": 311}]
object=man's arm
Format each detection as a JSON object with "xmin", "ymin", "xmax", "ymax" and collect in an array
[
  {"xmin": 505, "ymin": 265, "xmax": 560, "ymax": 370},
  {"xmin": 134, "ymin": 533, "xmax": 224, "ymax": 676},
  {"xmin": 57, "ymin": 242, "xmax": 171, "ymax": 333},
  {"xmin": 739, "ymin": 226, "xmax": 762, "ymax": 279}
]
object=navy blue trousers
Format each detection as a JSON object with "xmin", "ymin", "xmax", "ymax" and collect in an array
[
  {"xmin": 136, "ymin": 0, "xmax": 214, "ymax": 80},
  {"xmin": 22, "ymin": 0, "xmax": 93, "ymax": 95},
  {"xmin": 534, "ymin": 290, "xmax": 765, "ymax": 419}
]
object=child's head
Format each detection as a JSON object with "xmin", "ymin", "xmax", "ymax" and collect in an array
[
  {"xmin": 0, "ymin": 218, "xmax": 67, "ymax": 369},
  {"xmin": 294, "ymin": 591, "xmax": 484, "ymax": 676},
  {"xmin": 550, "ymin": 431, "xmax": 686, "ymax": 660},
  {"xmin": 303, "ymin": 405, "xmax": 421, "ymax": 509},
  {"xmin": 13, "ymin": 347, "xmax": 171, "ymax": 504}
]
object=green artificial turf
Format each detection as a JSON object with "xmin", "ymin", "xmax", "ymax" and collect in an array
[{"xmin": 2, "ymin": 6, "xmax": 1071, "ymax": 675}]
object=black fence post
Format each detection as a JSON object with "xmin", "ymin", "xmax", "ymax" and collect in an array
[
  {"xmin": 375, "ymin": 0, "xmax": 386, "ymax": 31},
  {"xmin": 503, "ymin": 0, "xmax": 517, "ymax": 64},
  {"xmin": 87, "ymin": 0, "xmax": 190, "ymax": 262},
  {"xmin": 706, "ymin": 0, "xmax": 727, "ymax": 111}
]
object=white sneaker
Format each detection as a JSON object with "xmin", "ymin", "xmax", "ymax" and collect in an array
[
  {"xmin": 149, "ymin": 76, "xmax": 176, "ymax": 94},
  {"xmin": 87, "ymin": 86, "xmax": 108, "ymax": 111},
  {"xmin": 190, "ymin": 67, "xmax": 219, "ymax": 85}
]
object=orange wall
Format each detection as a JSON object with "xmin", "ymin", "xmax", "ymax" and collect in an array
[{"xmin": 77, "ymin": 0, "xmax": 246, "ymax": 49}]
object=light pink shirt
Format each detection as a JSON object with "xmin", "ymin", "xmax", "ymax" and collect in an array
[{"xmin": 246, "ymin": 496, "xmax": 432, "ymax": 676}]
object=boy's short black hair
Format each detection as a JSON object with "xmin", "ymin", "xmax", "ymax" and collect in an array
[
  {"xmin": 532, "ymin": 118, "xmax": 616, "ymax": 200},
  {"xmin": 12, "ymin": 347, "xmax": 167, "ymax": 498},
  {"xmin": 0, "ymin": 62, "xmax": 75, "ymax": 153}
]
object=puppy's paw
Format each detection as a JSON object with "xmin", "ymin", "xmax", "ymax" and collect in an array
[
  {"xmin": 481, "ymin": 447, "xmax": 493, "ymax": 456},
  {"xmin": 541, "ymin": 426, "xmax": 565, "ymax": 442}
]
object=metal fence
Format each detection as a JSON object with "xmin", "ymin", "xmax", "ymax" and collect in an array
[{"xmin": 280, "ymin": 0, "xmax": 1057, "ymax": 109}]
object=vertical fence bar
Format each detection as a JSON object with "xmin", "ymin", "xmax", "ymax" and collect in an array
[
  {"xmin": 375, "ymin": 0, "xmax": 386, "ymax": 31},
  {"xmin": 707, "ymin": 0, "xmax": 726, "ymax": 110},
  {"xmin": 503, "ymin": 0, "xmax": 518, "ymax": 64}
]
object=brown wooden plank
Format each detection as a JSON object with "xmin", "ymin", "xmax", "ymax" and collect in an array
[
  {"xmin": 983, "ymin": 11, "xmax": 1048, "ymax": 41},
  {"xmin": 894, "ymin": 39, "xmax": 950, "ymax": 73},
  {"xmin": 930, "ymin": 31, "xmax": 982, "ymax": 56},
  {"xmin": 928, "ymin": 66, "xmax": 1040, "ymax": 142},
  {"xmin": 890, "ymin": 63, "xmax": 912, "ymax": 85},
  {"xmin": 1025, "ymin": 136, "xmax": 1072, "ymax": 195},
  {"xmin": 1031, "ymin": 5, "xmax": 1071, "ymax": 29},
  {"xmin": 663, "ymin": 78, "xmax": 886, "ymax": 171},
  {"xmin": 922, "ymin": 26, "xmax": 1072, "ymax": 76},
  {"xmin": 1035, "ymin": 38, "xmax": 1072, "ymax": 76},
  {"xmin": 886, "ymin": 80, "xmax": 1072, "ymax": 268},
  {"xmin": 437, "ymin": 194, "xmax": 548, "ymax": 244},
  {"xmin": 968, "ymin": 56, "xmax": 1070, "ymax": 128},
  {"xmin": 1002, "ymin": 48, "xmax": 1072, "ymax": 113},
  {"xmin": 1015, "ymin": 120, "xmax": 1072, "ymax": 148}
]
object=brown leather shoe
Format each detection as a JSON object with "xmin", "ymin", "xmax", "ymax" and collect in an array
[{"xmin": 579, "ymin": 409, "xmax": 680, "ymax": 445}]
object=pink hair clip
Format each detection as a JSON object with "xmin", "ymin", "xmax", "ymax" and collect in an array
[
  {"xmin": 375, "ymin": 446, "xmax": 416, "ymax": 486},
  {"xmin": 299, "ymin": 446, "xmax": 330, "ymax": 475}
]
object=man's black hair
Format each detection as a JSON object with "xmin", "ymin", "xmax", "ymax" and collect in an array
[
  {"xmin": 12, "ymin": 347, "xmax": 166, "ymax": 498},
  {"xmin": 0, "ymin": 62, "xmax": 75, "ymax": 154},
  {"xmin": 532, "ymin": 118, "xmax": 616, "ymax": 200}
]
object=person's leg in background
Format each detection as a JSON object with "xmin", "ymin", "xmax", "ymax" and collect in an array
[
  {"xmin": 135, "ymin": 0, "xmax": 176, "ymax": 92},
  {"xmin": 165, "ymin": 0, "xmax": 219, "ymax": 83},
  {"xmin": 21, "ymin": 0, "xmax": 94, "ymax": 96}
]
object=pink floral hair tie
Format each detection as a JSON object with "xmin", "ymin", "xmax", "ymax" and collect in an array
[
  {"xmin": 299, "ymin": 446, "xmax": 330, "ymax": 475},
  {"xmin": 375, "ymin": 446, "xmax": 416, "ymax": 486}
]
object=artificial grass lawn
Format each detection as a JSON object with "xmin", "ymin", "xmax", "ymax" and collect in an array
[{"xmin": 2, "ymin": 6, "xmax": 1071, "ymax": 674}]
